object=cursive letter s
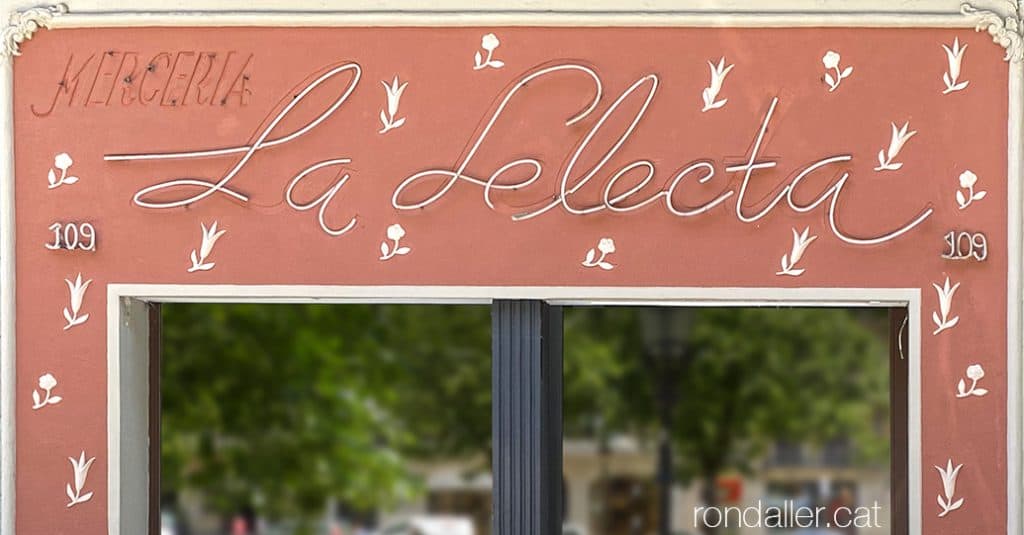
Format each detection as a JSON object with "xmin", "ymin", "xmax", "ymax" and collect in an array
[{"xmin": 391, "ymin": 63, "xmax": 603, "ymax": 212}]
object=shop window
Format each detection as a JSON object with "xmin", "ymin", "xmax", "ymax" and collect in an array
[
  {"xmin": 563, "ymin": 307, "xmax": 906, "ymax": 535},
  {"xmin": 154, "ymin": 304, "xmax": 492, "ymax": 535}
]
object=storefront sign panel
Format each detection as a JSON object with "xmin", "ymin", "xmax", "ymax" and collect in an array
[{"xmin": 2, "ymin": 4, "xmax": 1020, "ymax": 534}]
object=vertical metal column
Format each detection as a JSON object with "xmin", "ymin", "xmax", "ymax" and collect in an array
[{"xmin": 492, "ymin": 300, "xmax": 563, "ymax": 535}]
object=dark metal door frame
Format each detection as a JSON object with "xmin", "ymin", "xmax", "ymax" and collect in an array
[
  {"xmin": 890, "ymin": 307, "xmax": 909, "ymax": 535},
  {"xmin": 492, "ymin": 300, "xmax": 563, "ymax": 535}
]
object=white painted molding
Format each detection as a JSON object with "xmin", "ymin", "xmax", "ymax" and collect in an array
[
  {"xmin": 961, "ymin": 0, "xmax": 1024, "ymax": 61},
  {"xmin": 1, "ymin": 0, "xmax": 985, "ymax": 29},
  {"xmin": 43, "ymin": 12, "xmax": 975, "ymax": 28},
  {"xmin": 0, "ymin": 15, "xmax": 15, "ymax": 535},
  {"xmin": 106, "ymin": 284, "xmax": 922, "ymax": 534},
  {"xmin": 0, "ymin": 3, "xmax": 67, "ymax": 58},
  {"xmin": 107, "ymin": 283, "xmax": 919, "ymax": 306},
  {"xmin": 0, "ymin": 0, "xmax": 981, "ymax": 13},
  {"xmin": 107, "ymin": 296, "xmax": 150, "ymax": 534},
  {"xmin": 1004, "ymin": 34, "xmax": 1023, "ymax": 535}
]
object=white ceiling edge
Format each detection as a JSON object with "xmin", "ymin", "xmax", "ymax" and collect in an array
[{"xmin": 0, "ymin": 0, "xmax": 990, "ymax": 14}]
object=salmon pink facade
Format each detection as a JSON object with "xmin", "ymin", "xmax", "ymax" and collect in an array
[{"xmin": 1, "ymin": 1, "xmax": 1022, "ymax": 534}]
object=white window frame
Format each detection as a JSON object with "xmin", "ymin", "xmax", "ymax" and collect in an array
[{"xmin": 106, "ymin": 284, "xmax": 922, "ymax": 534}]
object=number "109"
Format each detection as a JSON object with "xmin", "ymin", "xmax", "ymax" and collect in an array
[
  {"xmin": 942, "ymin": 231, "xmax": 987, "ymax": 261},
  {"xmin": 45, "ymin": 222, "xmax": 96, "ymax": 252}
]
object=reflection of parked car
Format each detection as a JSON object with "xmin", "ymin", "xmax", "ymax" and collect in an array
[
  {"xmin": 160, "ymin": 511, "xmax": 187, "ymax": 535},
  {"xmin": 563, "ymin": 523, "xmax": 587, "ymax": 535},
  {"xmin": 377, "ymin": 516, "xmax": 474, "ymax": 535}
]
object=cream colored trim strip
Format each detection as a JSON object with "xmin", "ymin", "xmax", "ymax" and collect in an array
[{"xmin": 50, "ymin": 11, "xmax": 970, "ymax": 28}]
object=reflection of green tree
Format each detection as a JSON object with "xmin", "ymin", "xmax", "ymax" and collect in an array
[
  {"xmin": 163, "ymin": 305, "xmax": 887, "ymax": 530},
  {"xmin": 566, "ymin": 307, "xmax": 889, "ymax": 529},
  {"xmin": 161, "ymin": 304, "xmax": 493, "ymax": 532}
]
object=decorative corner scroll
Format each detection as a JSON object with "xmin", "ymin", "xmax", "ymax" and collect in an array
[
  {"xmin": 961, "ymin": 0, "xmax": 1024, "ymax": 62},
  {"xmin": 1, "ymin": 3, "xmax": 68, "ymax": 58}
]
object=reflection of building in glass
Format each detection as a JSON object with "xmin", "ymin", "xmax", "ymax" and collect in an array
[
  {"xmin": 587, "ymin": 477, "xmax": 657, "ymax": 534},
  {"xmin": 393, "ymin": 436, "xmax": 887, "ymax": 535}
]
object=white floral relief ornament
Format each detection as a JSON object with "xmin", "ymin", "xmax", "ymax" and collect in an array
[
  {"xmin": 1, "ymin": 4, "xmax": 69, "ymax": 58},
  {"xmin": 935, "ymin": 459, "xmax": 964, "ymax": 517},
  {"xmin": 379, "ymin": 224, "xmax": 411, "ymax": 261},
  {"xmin": 875, "ymin": 122, "xmax": 917, "ymax": 172},
  {"xmin": 701, "ymin": 57, "xmax": 734, "ymax": 112},
  {"xmin": 66, "ymin": 451, "xmax": 95, "ymax": 508},
  {"xmin": 776, "ymin": 227, "xmax": 817, "ymax": 277},
  {"xmin": 379, "ymin": 76, "xmax": 408, "ymax": 134},
  {"xmin": 956, "ymin": 364, "xmax": 988, "ymax": 398},
  {"xmin": 582, "ymin": 238, "xmax": 616, "ymax": 271},
  {"xmin": 31, "ymin": 373, "xmax": 62, "ymax": 410},
  {"xmin": 942, "ymin": 37, "xmax": 970, "ymax": 94},
  {"xmin": 47, "ymin": 152, "xmax": 79, "ymax": 189},
  {"xmin": 932, "ymin": 276, "xmax": 961, "ymax": 335},
  {"xmin": 956, "ymin": 170, "xmax": 987, "ymax": 210},
  {"xmin": 821, "ymin": 50, "xmax": 853, "ymax": 92},
  {"xmin": 959, "ymin": 2, "xmax": 1024, "ymax": 62},
  {"xmin": 473, "ymin": 33, "xmax": 505, "ymax": 70},
  {"xmin": 188, "ymin": 221, "xmax": 226, "ymax": 273},
  {"xmin": 63, "ymin": 273, "xmax": 91, "ymax": 330}
]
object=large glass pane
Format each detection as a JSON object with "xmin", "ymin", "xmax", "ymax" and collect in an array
[
  {"xmin": 160, "ymin": 304, "xmax": 492, "ymax": 535},
  {"xmin": 563, "ymin": 307, "xmax": 892, "ymax": 535}
]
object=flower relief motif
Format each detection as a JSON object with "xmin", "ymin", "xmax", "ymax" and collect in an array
[
  {"xmin": 874, "ymin": 122, "xmax": 917, "ymax": 172},
  {"xmin": 379, "ymin": 224, "xmax": 411, "ymax": 261},
  {"xmin": 932, "ymin": 276, "xmax": 961, "ymax": 335},
  {"xmin": 473, "ymin": 33, "xmax": 505, "ymax": 70},
  {"xmin": 66, "ymin": 451, "xmax": 96, "ymax": 508},
  {"xmin": 31, "ymin": 373, "xmax": 62, "ymax": 410},
  {"xmin": 955, "ymin": 170, "xmax": 986, "ymax": 210},
  {"xmin": 188, "ymin": 221, "xmax": 227, "ymax": 273},
  {"xmin": 956, "ymin": 364, "xmax": 988, "ymax": 398},
  {"xmin": 942, "ymin": 37, "xmax": 970, "ymax": 94},
  {"xmin": 379, "ymin": 76, "xmax": 408, "ymax": 134},
  {"xmin": 821, "ymin": 50, "xmax": 853, "ymax": 92},
  {"xmin": 935, "ymin": 459, "xmax": 964, "ymax": 517},
  {"xmin": 776, "ymin": 227, "xmax": 817, "ymax": 277},
  {"xmin": 582, "ymin": 238, "xmax": 616, "ymax": 271},
  {"xmin": 63, "ymin": 273, "xmax": 92, "ymax": 330},
  {"xmin": 47, "ymin": 152, "xmax": 79, "ymax": 189},
  {"xmin": 701, "ymin": 57, "xmax": 734, "ymax": 112}
]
